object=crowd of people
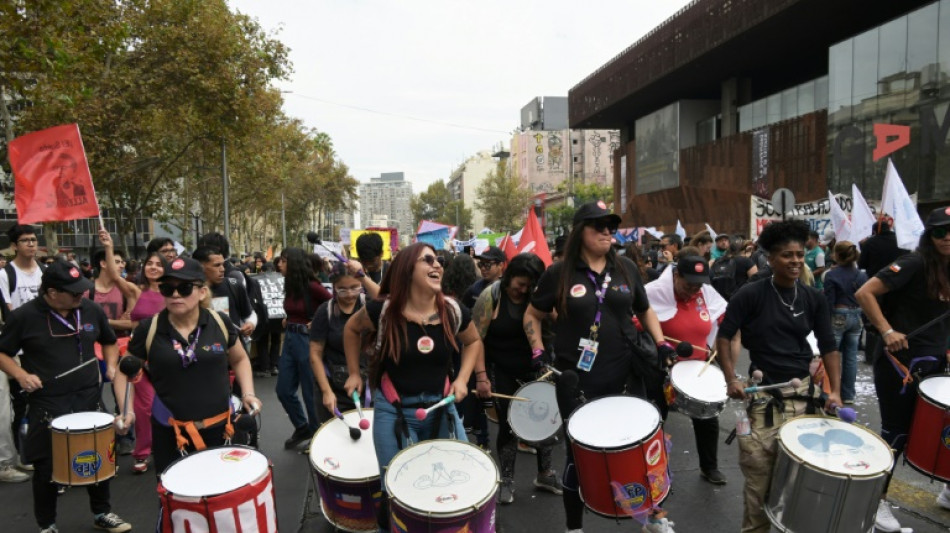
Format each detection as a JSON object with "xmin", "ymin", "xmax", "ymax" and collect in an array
[{"xmin": 0, "ymin": 200, "xmax": 947, "ymax": 533}]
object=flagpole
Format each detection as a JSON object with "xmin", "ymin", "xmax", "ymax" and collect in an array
[{"xmin": 75, "ymin": 125, "xmax": 105, "ymax": 230}]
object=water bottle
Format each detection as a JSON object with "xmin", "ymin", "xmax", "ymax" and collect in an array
[
  {"xmin": 17, "ymin": 417, "xmax": 28, "ymax": 464},
  {"xmin": 734, "ymin": 404, "xmax": 751, "ymax": 436}
]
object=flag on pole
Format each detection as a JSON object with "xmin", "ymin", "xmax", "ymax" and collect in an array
[
  {"xmin": 882, "ymin": 159, "xmax": 925, "ymax": 250},
  {"xmin": 675, "ymin": 220, "xmax": 686, "ymax": 240},
  {"xmin": 704, "ymin": 223, "xmax": 718, "ymax": 240},
  {"xmin": 644, "ymin": 227, "xmax": 663, "ymax": 239},
  {"xmin": 497, "ymin": 233, "xmax": 518, "ymax": 261},
  {"xmin": 516, "ymin": 209, "xmax": 552, "ymax": 266},
  {"xmin": 827, "ymin": 190, "xmax": 851, "ymax": 243},
  {"xmin": 8, "ymin": 124, "xmax": 101, "ymax": 224},
  {"xmin": 850, "ymin": 184, "xmax": 876, "ymax": 246}
]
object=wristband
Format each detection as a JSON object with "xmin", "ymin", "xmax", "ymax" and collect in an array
[
  {"xmin": 729, "ymin": 380, "xmax": 743, "ymax": 384},
  {"xmin": 475, "ymin": 370, "xmax": 487, "ymax": 375},
  {"xmin": 242, "ymin": 393, "xmax": 257, "ymax": 399},
  {"xmin": 659, "ymin": 341, "xmax": 674, "ymax": 350},
  {"xmin": 531, "ymin": 348, "xmax": 544, "ymax": 358},
  {"xmin": 882, "ymin": 329, "xmax": 895, "ymax": 337}
]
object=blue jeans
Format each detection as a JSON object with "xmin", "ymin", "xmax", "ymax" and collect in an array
[
  {"xmin": 372, "ymin": 389, "xmax": 466, "ymax": 489},
  {"xmin": 832, "ymin": 308, "xmax": 862, "ymax": 402},
  {"xmin": 275, "ymin": 330, "xmax": 318, "ymax": 432}
]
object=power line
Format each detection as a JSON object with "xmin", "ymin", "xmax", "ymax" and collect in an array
[{"xmin": 284, "ymin": 92, "xmax": 511, "ymax": 135}]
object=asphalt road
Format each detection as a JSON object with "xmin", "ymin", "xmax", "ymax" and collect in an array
[{"xmin": 2, "ymin": 348, "xmax": 950, "ymax": 532}]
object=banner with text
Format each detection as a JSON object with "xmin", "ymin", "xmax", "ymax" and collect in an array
[
  {"xmin": 250, "ymin": 272, "xmax": 286, "ymax": 319},
  {"xmin": 750, "ymin": 194, "xmax": 882, "ymax": 237}
]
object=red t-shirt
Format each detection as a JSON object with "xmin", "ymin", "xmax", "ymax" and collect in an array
[{"xmin": 659, "ymin": 292, "xmax": 716, "ymax": 361}]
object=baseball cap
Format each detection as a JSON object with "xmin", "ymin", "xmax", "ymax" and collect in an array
[
  {"xmin": 43, "ymin": 259, "xmax": 94, "ymax": 293},
  {"xmin": 676, "ymin": 255, "xmax": 710, "ymax": 284},
  {"xmin": 925, "ymin": 206, "xmax": 950, "ymax": 229},
  {"xmin": 160, "ymin": 256, "xmax": 206, "ymax": 282},
  {"xmin": 476, "ymin": 246, "xmax": 507, "ymax": 263},
  {"xmin": 573, "ymin": 200, "xmax": 621, "ymax": 227},
  {"xmin": 819, "ymin": 227, "xmax": 835, "ymax": 246},
  {"xmin": 715, "ymin": 234, "xmax": 730, "ymax": 242}
]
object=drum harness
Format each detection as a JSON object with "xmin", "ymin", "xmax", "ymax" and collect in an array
[{"xmin": 725, "ymin": 369, "xmax": 819, "ymax": 445}]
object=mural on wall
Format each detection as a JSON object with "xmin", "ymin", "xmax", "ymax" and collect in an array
[
  {"xmin": 534, "ymin": 133, "xmax": 545, "ymax": 172},
  {"xmin": 548, "ymin": 131, "xmax": 564, "ymax": 172}
]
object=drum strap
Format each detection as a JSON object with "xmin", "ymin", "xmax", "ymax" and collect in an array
[
  {"xmin": 884, "ymin": 351, "xmax": 938, "ymax": 394},
  {"xmin": 168, "ymin": 410, "xmax": 234, "ymax": 453}
]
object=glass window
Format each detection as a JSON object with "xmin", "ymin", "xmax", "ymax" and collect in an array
[
  {"xmin": 752, "ymin": 99, "xmax": 767, "ymax": 129},
  {"xmin": 908, "ymin": 3, "xmax": 938, "ymax": 76},
  {"xmin": 738, "ymin": 103, "xmax": 752, "ymax": 132},
  {"xmin": 879, "ymin": 17, "xmax": 908, "ymax": 81},
  {"xmin": 852, "ymin": 29, "xmax": 879, "ymax": 119},
  {"xmin": 782, "ymin": 87, "xmax": 798, "ymax": 120},
  {"xmin": 767, "ymin": 93, "xmax": 782, "ymax": 124},
  {"xmin": 940, "ymin": 0, "xmax": 950, "ymax": 90},
  {"xmin": 815, "ymin": 76, "xmax": 828, "ymax": 111},
  {"xmin": 828, "ymin": 40, "xmax": 853, "ymax": 124}
]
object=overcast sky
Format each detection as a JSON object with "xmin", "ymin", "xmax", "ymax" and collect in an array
[{"xmin": 228, "ymin": 0, "xmax": 692, "ymax": 194}]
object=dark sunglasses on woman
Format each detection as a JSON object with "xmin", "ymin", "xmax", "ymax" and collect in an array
[
  {"xmin": 588, "ymin": 218, "xmax": 619, "ymax": 234},
  {"xmin": 158, "ymin": 282, "xmax": 200, "ymax": 297}
]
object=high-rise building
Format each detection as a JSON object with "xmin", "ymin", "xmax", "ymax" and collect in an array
[
  {"xmin": 358, "ymin": 172, "xmax": 413, "ymax": 242},
  {"xmin": 446, "ymin": 150, "xmax": 496, "ymax": 232}
]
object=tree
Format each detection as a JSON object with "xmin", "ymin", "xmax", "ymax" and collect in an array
[
  {"xmin": 475, "ymin": 159, "xmax": 531, "ymax": 233},
  {"xmin": 410, "ymin": 180, "xmax": 472, "ymax": 235},
  {"xmin": 545, "ymin": 181, "xmax": 615, "ymax": 234}
]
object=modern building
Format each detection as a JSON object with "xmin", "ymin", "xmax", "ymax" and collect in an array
[
  {"xmin": 446, "ymin": 150, "xmax": 496, "ymax": 231},
  {"xmin": 358, "ymin": 172, "xmax": 413, "ymax": 242},
  {"xmin": 568, "ymin": 0, "xmax": 944, "ymax": 235}
]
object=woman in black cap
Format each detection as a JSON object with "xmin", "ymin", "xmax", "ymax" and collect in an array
[
  {"xmin": 856, "ymin": 206, "xmax": 950, "ymax": 531},
  {"xmin": 524, "ymin": 201, "xmax": 672, "ymax": 533}
]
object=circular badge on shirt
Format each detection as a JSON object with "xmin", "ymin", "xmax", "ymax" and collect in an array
[
  {"xmin": 699, "ymin": 310, "xmax": 710, "ymax": 322},
  {"xmin": 417, "ymin": 336, "xmax": 435, "ymax": 354},
  {"xmin": 570, "ymin": 284, "xmax": 587, "ymax": 298}
]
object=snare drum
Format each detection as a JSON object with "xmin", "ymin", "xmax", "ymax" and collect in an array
[
  {"xmin": 567, "ymin": 396, "xmax": 670, "ymax": 518},
  {"xmin": 906, "ymin": 375, "xmax": 950, "ymax": 481},
  {"xmin": 767, "ymin": 416, "xmax": 892, "ymax": 533},
  {"xmin": 508, "ymin": 381, "xmax": 561, "ymax": 444},
  {"xmin": 158, "ymin": 446, "xmax": 277, "ymax": 533},
  {"xmin": 309, "ymin": 409, "xmax": 380, "ymax": 532},
  {"xmin": 386, "ymin": 439, "xmax": 499, "ymax": 532},
  {"xmin": 669, "ymin": 360, "xmax": 728, "ymax": 419},
  {"xmin": 50, "ymin": 412, "xmax": 116, "ymax": 486}
]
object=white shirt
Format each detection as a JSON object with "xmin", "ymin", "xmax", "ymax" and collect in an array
[{"xmin": 0, "ymin": 262, "xmax": 42, "ymax": 310}]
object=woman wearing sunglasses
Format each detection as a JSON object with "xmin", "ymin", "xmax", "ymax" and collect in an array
[
  {"xmin": 856, "ymin": 206, "xmax": 950, "ymax": 530},
  {"xmin": 342, "ymin": 242, "xmax": 483, "ymax": 532},
  {"xmin": 114, "ymin": 256, "xmax": 260, "ymax": 476}
]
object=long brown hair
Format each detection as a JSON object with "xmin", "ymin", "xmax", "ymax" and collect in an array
[
  {"xmin": 556, "ymin": 220, "xmax": 633, "ymax": 318},
  {"xmin": 918, "ymin": 231, "xmax": 950, "ymax": 301},
  {"xmin": 375, "ymin": 242, "xmax": 459, "ymax": 364}
]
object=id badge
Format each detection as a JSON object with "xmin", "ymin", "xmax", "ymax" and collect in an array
[{"xmin": 576, "ymin": 338, "xmax": 599, "ymax": 372}]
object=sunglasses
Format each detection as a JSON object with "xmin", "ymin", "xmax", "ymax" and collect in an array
[
  {"xmin": 418, "ymin": 255, "xmax": 438, "ymax": 266},
  {"xmin": 477, "ymin": 261, "xmax": 498, "ymax": 270},
  {"xmin": 931, "ymin": 226, "xmax": 949, "ymax": 239},
  {"xmin": 158, "ymin": 282, "xmax": 201, "ymax": 297},
  {"xmin": 588, "ymin": 218, "xmax": 619, "ymax": 234},
  {"xmin": 55, "ymin": 288, "xmax": 85, "ymax": 298}
]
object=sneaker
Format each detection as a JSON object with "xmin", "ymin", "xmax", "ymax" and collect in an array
[
  {"xmin": 93, "ymin": 512, "xmax": 132, "ymax": 533},
  {"xmin": 517, "ymin": 441, "xmax": 537, "ymax": 454},
  {"xmin": 642, "ymin": 517, "xmax": 676, "ymax": 533},
  {"xmin": 18, "ymin": 462, "xmax": 34, "ymax": 471},
  {"xmin": 0, "ymin": 464, "xmax": 29, "ymax": 482},
  {"xmin": 270, "ymin": 367, "xmax": 279, "ymax": 376},
  {"xmin": 284, "ymin": 426, "xmax": 312, "ymax": 449},
  {"xmin": 875, "ymin": 499, "xmax": 901, "ymax": 532},
  {"xmin": 534, "ymin": 470, "xmax": 563, "ymax": 495},
  {"xmin": 701, "ymin": 469, "xmax": 727, "ymax": 485},
  {"xmin": 115, "ymin": 439, "xmax": 134, "ymax": 456},
  {"xmin": 132, "ymin": 457, "xmax": 150, "ymax": 474},
  {"xmin": 56, "ymin": 484, "xmax": 67, "ymax": 495},
  {"xmin": 497, "ymin": 480, "xmax": 515, "ymax": 504},
  {"xmin": 39, "ymin": 525, "xmax": 58, "ymax": 533},
  {"xmin": 937, "ymin": 484, "xmax": 950, "ymax": 510},
  {"xmin": 843, "ymin": 399, "xmax": 855, "ymax": 405},
  {"xmin": 254, "ymin": 371, "xmax": 269, "ymax": 378}
]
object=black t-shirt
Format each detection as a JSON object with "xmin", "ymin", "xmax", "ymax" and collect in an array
[
  {"xmin": 531, "ymin": 256, "xmax": 649, "ymax": 395},
  {"xmin": 462, "ymin": 278, "xmax": 491, "ymax": 310},
  {"xmin": 210, "ymin": 278, "xmax": 253, "ymax": 327},
  {"xmin": 310, "ymin": 297, "xmax": 364, "ymax": 368},
  {"xmin": 733, "ymin": 256, "xmax": 755, "ymax": 286},
  {"xmin": 367, "ymin": 298, "xmax": 471, "ymax": 396},
  {"xmin": 718, "ymin": 278, "xmax": 836, "ymax": 383},
  {"xmin": 0, "ymin": 296, "xmax": 117, "ymax": 407},
  {"xmin": 858, "ymin": 231, "xmax": 908, "ymax": 278},
  {"xmin": 484, "ymin": 293, "xmax": 532, "ymax": 377},
  {"xmin": 875, "ymin": 253, "xmax": 950, "ymax": 356},
  {"xmin": 128, "ymin": 308, "xmax": 239, "ymax": 421}
]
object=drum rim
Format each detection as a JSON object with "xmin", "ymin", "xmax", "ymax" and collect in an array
[
  {"xmin": 309, "ymin": 408, "xmax": 379, "ymax": 479},
  {"xmin": 670, "ymin": 361, "xmax": 728, "ymax": 403},
  {"xmin": 569, "ymin": 424, "xmax": 663, "ymax": 453},
  {"xmin": 566, "ymin": 394, "xmax": 660, "ymax": 449},
  {"xmin": 317, "ymin": 492, "xmax": 379, "ymax": 533},
  {"xmin": 577, "ymin": 481, "xmax": 671, "ymax": 519},
  {"xmin": 775, "ymin": 415, "xmax": 894, "ymax": 477},
  {"xmin": 385, "ymin": 439, "xmax": 499, "ymax": 518},
  {"xmin": 50, "ymin": 411, "xmax": 115, "ymax": 431},
  {"xmin": 918, "ymin": 375, "xmax": 950, "ymax": 407},
  {"xmin": 507, "ymin": 380, "xmax": 562, "ymax": 444},
  {"xmin": 159, "ymin": 445, "xmax": 271, "ymax": 498}
]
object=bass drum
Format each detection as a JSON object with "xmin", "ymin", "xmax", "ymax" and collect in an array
[{"xmin": 507, "ymin": 381, "xmax": 561, "ymax": 444}]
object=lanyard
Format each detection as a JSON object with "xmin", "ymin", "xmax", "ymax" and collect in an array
[
  {"xmin": 50, "ymin": 310, "xmax": 83, "ymax": 362},
  {"xmin": 173, "ymin": 326, "xmax": 203, "ymax": 368},
  {"xmin": 585, "ymin": 269, "xmax": 611, "ymax": 343}
]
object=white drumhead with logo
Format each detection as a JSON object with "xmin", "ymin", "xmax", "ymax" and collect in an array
[
  {"xmin": 385, "ymin": 440, "xmax": 498, "ymax": 516},
  {"xmin": 51, "ymin": 412, "xmax": 114, "ymax": 431},
  {"xmin": 670, "ymin": 360, "xmax": 727, "ymax": 403},
  {"xmin": 508, "ymin": 381, "xmax": 561, "ymax": 443},
  {"xmin": 309, "ymin": 409, "xmax": 378, "ymax": 481},
  {"xmin": 568, "ymin": 396, "xmax": 659, "ymax": 448},
  {"xmin": 919, "ymin": 375, "xmax": 950, "ymax": 407},
  {"xmin": 161, "ymin": 447, "xmax": 270, "ymax": 498},
  {"xmin": 778, "ymin": 416, "xmax": 893, "ymax": 476}
]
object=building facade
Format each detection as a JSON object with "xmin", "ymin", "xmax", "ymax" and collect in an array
[
  {"xmin": 446, "ymin": 150, "xmax": 495, "ymax": 231},
  {"xmin": 358, "ymin": 172, "xmax": 413, "ymax": 242}
]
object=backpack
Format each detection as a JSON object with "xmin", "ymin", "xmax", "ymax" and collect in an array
[
  {"xmin": 710, "ymin": 256, "xmax": 738, "ymax": 300},
  {"xmin": 143, "ymin": 308, "xmax": 230, "ymax": 355},
  {"xmin": 1, "ymin": 261, "xmax": 46, "ymax": 322}
]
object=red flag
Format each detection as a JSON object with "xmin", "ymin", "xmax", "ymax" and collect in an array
[
  {"xmin": 516, "ymin": 209, "xmax": 553, "ymax": 266},
  {"xmin": 8, "ymin": 124, "xmax": 101, "ymax": 224},
  {"xmin": 497, "ymin": 233, "xmax": 518, "ymax": 261}
]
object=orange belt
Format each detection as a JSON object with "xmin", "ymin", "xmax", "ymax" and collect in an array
[{"xmin": 168, "ymin": 410, "xmax": 234, "ymax": 452}]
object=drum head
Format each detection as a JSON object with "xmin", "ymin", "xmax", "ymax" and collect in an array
[
  {"xmin": 670, "ymin": 360, "xmax": 727, "ymax": 403},
  {"xmin": 51, "ymin": 412, "xmax": 114, "ymax": 430},
  {"xmin": 778, "ymin": 416, "xmax": 893, "ymax": 476},
  {"xmin": 309, "ymin": 409, "xmax": 378, "ymax": 480},
  {"xmin": 161, "ymin": 447, "xmax": 269, "ymax": 498},
  {"xmin": 507, "ymin": 381, "xmax": 561, "ymax": 443},
  {"xmin": 568, "ymin": 396, "xmax": 659, "ymax": 449},
  {"xmin": 919, "ymin": 375, "xmax": 950, "ymax": 406},
  {"xmin": 385, "ymin": 440, "xmax": 498, "ymax": 517}
]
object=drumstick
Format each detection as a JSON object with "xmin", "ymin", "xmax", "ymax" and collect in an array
[
  {"xmin": 470, "ymin": 391, "xmax": 529, "ymax": 401},
  {"xmin": 53, "ymin": 358, "xmax": 97, "ymax": 380},
  {"xmin": 351, "ymin": 391, "xmax": 370, "ymax": 430},
  {"xmin": 743, "ymin": 378, "xmax": 802, "ymax": 394},
  {"xmin": 697, "ymin": 349, "xmax": 719, "ymax": 377},
  {"xmin": 543, "ymin": 365, "xmax": 562, "ymax": 377},
  {"xmin": 117, "ymin": 382, "xmax": 132, "ymax": 431},
  {"xmin": 333, "ymin": 407, "xmax": 361, "ymax": 440},
  {"xmin": 663, "ymin": 336, "xmax": 711, "ymax": 354},
  {"xmin": 414, "ymin": 394, "xmax": 456, "ymax": 421},
  {"xmin": 537, "ymin": 369, "xmax": 555, "ymax": 381}
]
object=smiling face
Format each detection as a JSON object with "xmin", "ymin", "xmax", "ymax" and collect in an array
[
  {"xmin": 505, "ymin": 275, "xmax": 532, "ymax": 302},
  {"xmin": 411, "ymin": 248, "xmax": 443, "ymax": 294},
  {"xmin": 768, "ymin": 241, "xmax": 806, "ymax": 285},
  {"xmin": 333, "ymin": 275, "xmax": 362, "ymax": 305},
  {"xmin": 143, "ymin": 254, "xmax": 164, "ymax": 283}
]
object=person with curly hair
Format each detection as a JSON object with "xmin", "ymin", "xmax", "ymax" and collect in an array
[{"xmin": 441, "ymin": 253, "xmax": 477, "ymax": 299}]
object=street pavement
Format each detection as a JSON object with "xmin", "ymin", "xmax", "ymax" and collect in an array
[{"xmin": 2, "ymin": 348, "xmax": 950, "ymax": 532}]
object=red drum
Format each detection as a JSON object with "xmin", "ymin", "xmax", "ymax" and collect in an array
[
  {"xmin": 906, "ymin": 375, "xmax": 950, "ymax": 481},
  {"xmin": 158, "ymin": 446, "xmax": 277, "ymax": 533},
  {"xmin": 567, "ymin": 396, "xmax": 671, "ymax": 518}
]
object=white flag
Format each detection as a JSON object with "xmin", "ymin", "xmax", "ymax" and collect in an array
[
  {"xmin": 675, "ymin": 220, "xmax": 686, "ymax": 240},
  {"xmin": 644, "ymin": 226, "xmax": 664, "ymax": 239},
  {"xmin": 850, "ymin": 184, "xmax": 876, "ymax": 247},
  {"xmin": 704, "ymin": 223, "xmax": 718, "ymax": 240},
  {"xmin": 882, "ymin": 159, "xmax": 924, "ymax": 250},
  {"xmin": 827, "ymin": 191, "xmax": 851, "ymax": 243}
]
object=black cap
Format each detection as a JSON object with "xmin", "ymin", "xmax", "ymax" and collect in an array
[
  {"xmin": 676, "ymin": 255, "xmax": 711, "ymax": 284},
  {"xmin": 476, "ymin": 246, "xmax": 506, "ymax": 263},
  {"xmin": 573, "ymin": 200, "xmax": 621, "ymax": 227},
  {"xmin": 715, "ymin": 234, "xmax": 729, "ymax": 242},
  {"xmin": 925, "ymin": 206, "xmax": 950, "ymax": 229},
  {"xmin": 160, "ymin": 256, "xmax": 205, "ymax": 282},
  {"xmin": 43, "ymin": 260, "xmax": 94, "ymax": 293}
]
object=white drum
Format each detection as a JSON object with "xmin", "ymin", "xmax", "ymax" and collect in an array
[
  {"xmin": 669, "ymin": 360, "xmax": 728, "ymax": 419},
  {"xmin": 386, "ymin": 439, "xmax": 499, "ymax": 532},
  {"xmin": 767, "ymin": 416, "xmax": 893, "ymax": 533},
  {"xmin": 507, "ymin": 381, "xmax": 561, "ymax": 444}
]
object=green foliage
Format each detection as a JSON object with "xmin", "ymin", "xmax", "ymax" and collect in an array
[
  {"xmin": 474, "ymin": 159, "xmax": 531, "ymax": 233},
  {"xmin": 544, "ymin": 181, "xmax": 614, "ymax": 233},
  {"xmin": 411, "ymin": 180, "xmax": 473, "ymax": 235}
]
